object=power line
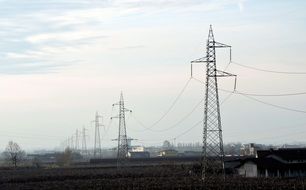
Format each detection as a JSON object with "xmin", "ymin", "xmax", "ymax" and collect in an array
[
  {"xmin": 223, "ymin": 61, "xmax": 231, "ymax": 71},
  {"xmin": 141, "ymin": 77, "xmax": 192, "ymax": 130},
  {"xmin": 103, "ymin": 118, "xmax": 113, "ymax": 138},
  {"xmin": 226, "ymin": 121, "xmax": 306, "ymax": 140},
  {"xmin": 222, "ymin": 89, "xmax": 306, "ymax": 97},
  {"xmin": 102, "ymin": 107, "xmax": 115, "ymax": 138},
  {"xmin": 242, "ymin": 129, "xmax": 306, "ymax": 142},
  {"xmin": 131, "ymin": 88, "xmax": 233, "ymax": 133},
  {"xmin": 136, "ymin": 119, "xmax": 203, "ymax": 144},
  {"xmin": 220, "ymin": 91, "xmax": 234, "ymax": 105},
  {"xmin": 231, "ymin": 61, "xmax": 306, "ymax": 75},
  {"xmin": 192, "ymin": 76, "xmax": 306, "ymax": 97},
  {"xmin": 192, "ymin": 74, "xmax": 306, "ymax": 120},
  {"xmin": 131, "ymin": 76, "xmax": 232, "ymax": 133},
  {"xmin": 240, "ymin": 93, "xmax": 306, "ymax": 114},
  {"xmin": 129, "ymin": 95, "xmax": 233, "ymax": 147},
  {"xmin": 150, "ymin": 77, "xmax": 191, "ymax": 127},
  {"xmin": 172, "ymin": 119, "xmax": 203, "ymax": 140},
  {"xmin": 130, "ymin": 98, "xmax": 203, "ymax": 132}
]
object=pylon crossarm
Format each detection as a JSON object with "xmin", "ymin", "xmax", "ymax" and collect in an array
[
  {"xmin": 124, "ymin": 108, "xmax": 132, "ymax": 112},
  {"xmin": 213, "ymin": 41, "xmax": 231, "ymax": 48},
  {"xmin": 191, "ymin": 57, "xmax": 208, "ymax": 63},
  {"xmin": 112, "ymin": 102, "xmax": 120, "ymax": 106},
  {"xmin": 212, "ymin": 69, "xmax": 236, "ymax": 77},
  {"xmin": 214, "ymin": 70, "xmax": 237, "ymax": 91}
]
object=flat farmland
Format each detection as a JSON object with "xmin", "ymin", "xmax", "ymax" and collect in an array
[{"xmin": 0, "ymin": 165, "xmax": 305, "ymax": 190}]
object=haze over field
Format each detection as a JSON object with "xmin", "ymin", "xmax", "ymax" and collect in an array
[{"xmin": 0, "ymin": 0, "xmax": 306, "ymax": 150}]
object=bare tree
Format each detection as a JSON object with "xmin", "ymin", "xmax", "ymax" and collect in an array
[
  {"xmin": 3, "ymin": 141, "xmax": 25, "ymax": 167},
  {"xmin": 56, "ymin": 147, "xmax": 72, "ymax": 167}
]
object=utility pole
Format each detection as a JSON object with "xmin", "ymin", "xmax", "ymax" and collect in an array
[
  {"xmin": 191, "ymin": 25, "xmax": 236, "ymax": 180},
  {"xmin": 93, "ymin": 112, "xmax": 103, "ymax": 158},
  {"xmin": 75, "ymin": 129, "xmax": 79, "ymax": 152},
  {"xmin": 68, "ymin": 137, "xmax": 71, "ymax": 149},
  {"xmin": 82, "ymin": 126, "xmax": 88, "ymax": 156},
  {"xmin": 71, "ymin": 135, "xmax": 74, "ymax": 151},
  {"xmin": 111, "ymin": 92, "xmax": 132, "ymax": 167},
  {"xmin": 66, "ymin": 137, "xmax": 70, "ymax": 149}
]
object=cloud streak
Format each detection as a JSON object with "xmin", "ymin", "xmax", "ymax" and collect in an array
[{"xmin": 0, "ymin": 0, "xmax": 247, "ymax": 75}]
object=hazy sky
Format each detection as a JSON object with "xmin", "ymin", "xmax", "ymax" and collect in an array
[{"xmin": 0, "ymin": 0, "xmax": 306, "ymax": 151}]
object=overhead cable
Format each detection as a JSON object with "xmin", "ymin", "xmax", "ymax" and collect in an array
[
  {"xmin": 131, "ymin": 98, "xmax": 203, "ymax": 132},
  {"xmin": 231, "ymin": 61, "xmax": 306, "ymax": 75},
  {"xmin": 241, "ymin": 94, "xmax": 306, "ymax": 114},
  {"xmin": 192, "ymin": 76, "xmax": 306, "ymax": 97},
  {"xmin": 172, "ymin": 119, "xmax": 203, "ymax": 140},
  {"xmin": 144, "ymin": 77, "xmax": 192, "ymax": 129}
]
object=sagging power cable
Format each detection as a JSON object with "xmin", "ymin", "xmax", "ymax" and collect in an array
[
  {"xmin": 192, "ymin": 76, "xmax": 306, "ymax": 97},
  {"xmin": 142, "ymin": 77, "xmax": 192, "ymax": 130},
  {"xmin": 231, "ymin": 61, "xmax": 306, "ymax": 75},
  {"xmin": 131, "ymin": 97, "xmax": 203, "ymax": 132}
]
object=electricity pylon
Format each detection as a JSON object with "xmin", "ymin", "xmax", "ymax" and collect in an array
[
  {"xmin": 67, "ymin": 137, "xmax": 70, "ymax": 149},
  {"xmin": 75, "ymin": 129, "xmax": 80, "ymax": 152},
  {"xmin": 71, "ymin": 135, "xmax": 74, "ymax": 151},
  {"xmin": 111, "ymin": 92, "xmax": 132, "ymax": 167},
  {"xmin": 93, "ymin": 112, "xmax": 103, "ymax": 158},
  {"xmin": 82, "ymin": 126, "xmax": 88, "ymax": 156},
  {"xmin": 192, "ymin": 25, "xmax": 236, "ymax": 180}
]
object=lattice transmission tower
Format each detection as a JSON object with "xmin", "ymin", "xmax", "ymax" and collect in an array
[
  {"xmin": 82, "ymin": 126, "xmax": 88, "ymax": 156},
  {"xmin": 191, "ymin": 25, "xmax": 236, "ymax": 180},
  {"xmin": 111, "ymin": 92, "xmax": 132, "ymax": 167},
  {"xmin": 75, "ymin": 129, "xmax": 80, "ymax": 152},
  {"xmin": 93, "ymin": 112, "xmax": 103, "ymax": 158}
]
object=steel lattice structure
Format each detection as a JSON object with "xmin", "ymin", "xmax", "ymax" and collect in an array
[
  {"xmin": 192, "ymin": 25, "xmax": 236, "ymax": 180},
  {"xmin": 94, "ymin": 112, "xmax": 102, "ymax": 157},
  {"xmin": 112, "ymin": 92, "xmax": 132, "ymax": 167},
  {"xmin": 82, "ymin": 126, "xmax": 88, "ymax": 156}
]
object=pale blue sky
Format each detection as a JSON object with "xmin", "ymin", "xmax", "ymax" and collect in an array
[{"xmin": 0, "ymin": 0, "xmax": 306, "ymax": 150}]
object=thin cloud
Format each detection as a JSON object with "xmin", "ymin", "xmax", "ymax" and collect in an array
[
  {"xmin": 0, "ymin": 0, "xmax": 246, "ymax": 74},
  {"xmin": 25, "ymin": 31, "xmax": 108, "ymax": 44},
  {"xmin": 111, "ymin": 45, "xmax": 146, "ymax": 50}
]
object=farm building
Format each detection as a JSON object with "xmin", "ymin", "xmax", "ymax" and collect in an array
[
  {"xmin": 236, "ymin": 148, "xmax": 306, "ymax": 177},
  {"xmin": 158, "ymin": 149, "xmax": 178, "ymax": 157},
  {"xmin": 127, "ymin": 151, "xmax": 150, "ymax": 158}
]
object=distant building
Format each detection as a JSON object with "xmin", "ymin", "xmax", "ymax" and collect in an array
[
  {"xmin": 240, "ymin": 143, "xmax": 258, "ymax": 156},
  {"xmin": 236, "ymin": 148, "xmax": 306, "ymax": 177},
  {"xmin": 127, "ymin": 151, "xmax": 150, "ymax": 158},
  {"xmin": 158, "ymin": 149, "xmax": 178, "ymax": 157},
  {"xmin": 131, "ymin": 146, "xmax": 145, "ymax": 152},
  {"xmin": 183, "ymin": 151, "xmax": 202, "ymax": 157},
  {"xmin": 27, "ymin": 153, "xmax": 57, "ymax": 164},
  {"xmin": 27, "ymin": 151, "xmax": 83, "ymax": 164}
]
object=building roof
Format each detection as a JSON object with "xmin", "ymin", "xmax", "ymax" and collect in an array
[
  {"xmin": 128, "ymin": 151, "xmax": 150, "ymax": 155},
  {"xmin": 236, "ymin": 157, "xmax": 285, "ymax": 169},
  {"xmin": 257, "ymin": 148, "xmax": 306, "ymax": 161},
  {"xmin": 236, "ymin": 149, "xmax": 306, "ymax": 170}
]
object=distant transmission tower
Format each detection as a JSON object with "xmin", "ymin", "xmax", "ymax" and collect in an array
[
  {"xmin": 93, "ymin": 112, "xmax": 103, "ymax": 158},
  {"xmin": 192, "ymin": 25, "xmax": 236, "ymax": 180},
  {"xmin": 71, "ymin": 135, "xmax": 74, "ymax": 151},
  {"xmin": 82, "ymin": 126, "xmax": 88, "ymax": 156},
  {"xmin": 66, "ymin": 137, "xmax": 70, "ymax": 149},
  {"xmin": 75, "ymin": 129, "xmax": 80, "ymax": 152},
  {"xmin": 111, "ymin": 92, "xmax": 132, "ymax": 167}
]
